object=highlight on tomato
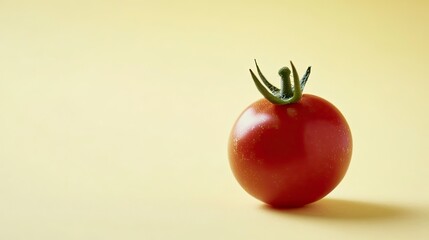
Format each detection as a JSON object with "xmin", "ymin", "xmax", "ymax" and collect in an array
[{"xmin": 228, "ymin": 60, "xmax": 353, "ymax": 208}]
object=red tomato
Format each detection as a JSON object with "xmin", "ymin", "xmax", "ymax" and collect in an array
[{"xmin": 228, "ymin": 71, "xmax": 353, "ymax": 208}]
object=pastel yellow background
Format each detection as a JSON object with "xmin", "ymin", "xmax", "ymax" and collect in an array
[{"xmin": 1, "ymin": 0, "xmax": 428, "ymax": 239}]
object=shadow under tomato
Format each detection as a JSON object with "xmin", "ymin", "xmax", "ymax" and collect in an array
[{"xmin": 261, "ymin": 198, "xmax": 411, "ymax": 221}]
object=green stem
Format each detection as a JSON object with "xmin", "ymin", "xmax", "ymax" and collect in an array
[
  {"xmin": 278, "ymin": 67, "xmax": 293, "ymax": 98},
  {"xmin": 249, "ymin": 60, "xmax": 311, "ymax": 105}
]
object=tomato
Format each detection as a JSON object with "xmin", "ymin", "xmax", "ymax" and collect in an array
[{"xmin": 228, "ymin": 60, "xmax": 352, "ymax": 208}]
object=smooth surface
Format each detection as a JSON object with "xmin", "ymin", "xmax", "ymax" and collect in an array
[
  {"xmin": 228, "ymin": 95, "xmax": 352, "ymax": 207},
  {"xmin": 1, "ymin": 0, "xmax": 428, "ymax": 239}
]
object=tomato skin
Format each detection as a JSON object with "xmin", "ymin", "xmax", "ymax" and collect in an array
[{"xmin": 228, "ymin": 94, "xmax": 352, "ymax": 208}]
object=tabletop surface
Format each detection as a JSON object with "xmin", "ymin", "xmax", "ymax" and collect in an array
[{"xmin": 1, "ymin": 0, "xmax": 429, "ymax": 239}]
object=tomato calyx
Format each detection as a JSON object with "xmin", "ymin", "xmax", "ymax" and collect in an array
[{"xmin": 249, "ymin": 59, "xmax": 311, "ymax": 105}]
